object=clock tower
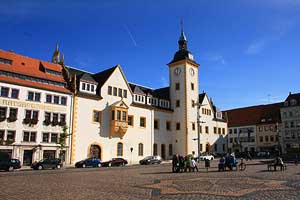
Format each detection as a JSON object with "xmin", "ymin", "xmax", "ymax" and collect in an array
[{"xmin": 168, "ymin": 26, "xmax": 200, "ymax": 156}]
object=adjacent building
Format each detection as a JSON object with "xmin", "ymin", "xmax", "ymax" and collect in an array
[
  {"xmin": 280, "ymin": 93, "xmax": 300, "ymax": 154},
  {"xmin": 0, "ymin": 49, "xmax": 73, "ymax": 166}
]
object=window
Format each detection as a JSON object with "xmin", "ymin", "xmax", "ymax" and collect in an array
[
  {"xmin": 51, "ymin": 133, "xmax": 58, "ymax": 143},
  {"xmin": 8, "ymin": 108, "xmax": 17, "ymax": 120},
  {"xmin": 175, "ymin": 83, "xmax": 180, "ymax": 90},
  {"xmin": 46, "ymin": 94, "xmax": 52, "ymax": 103},
  {"xmin": 229, "ymin": 138, "xmax": 233, "ymax": 143},
  {"xmin": 27, "ymin": 91, "xmax": 40, "ymax": 101},
  {"xmin": 191, "ymin": 83, "xmax": 194, "ymax": 90},
  {"xmin": 259, "ymin": 136, "xmax": 263, "ymax": 142},
  {"xmin": 91, "ymin": 85, "xmax": 95, "ymax": 92},
  {"xmin": 229, "ymin": 129, "xmax": 232, "ymax": 134},
  {"xmin": 176, "ymin": 100, "xmax": 180, "ymax": 107},
  {"xmin": 192, "ymin": 122, "xmax": 195, "ymax": 130},
  {"xmin": 270, "ymin": 135, "xmax": 274, "ymax": 142},
  {"xmin": 154, "ymin": 119, "xmax": 159, "ymax": 129},
  {"xmin": 82, "ymin": 83, "xmax": 86, "ymax": 90},
  {"xmin": 0, "ymin": 87, "xmax": 9, "ymax": 97},
  {"xmin": 140, "ymin": 117, "xmax": 146, "ymax": 128},
  {"xmin": 86, "ymin": 84, "xmax": 90, "ymax": 91},
  {"xmin": 192, "ymin": 100, "xmax": 195, "ymax": 108},
  {"xmin": 11, "ymin": 89, "xmax": 19, "ymax": 99},
  {"xmin": 117, "ymin": 142, "xmax": 123, "ymax": 156},
  {"xmin": 291, "ymin": 121, "xmax": 295, "ymax": 128},
  {"xmin": 123, "ymin": 90, "xmax": 127, "ymax": 98},
  {"xmin": 23, "ymin": 131, "xmax": 36, "ymax": 142},
  {"xmin": 117, "ymin": 110, "xmax": 121, "ymax": 121},
  {"xmin": 265, "ymin": 136, "xmax": 269, "ymax": 142},
  {"xmin": 222, "ymin": 128, "xmax": 225, "ymax": 135},
  {"xmin": 44, "ymin": 112, "xmax": 51, "ymax": 121},
  {"xmin": 153, "ymin": 143, "xmax": 158, "ymax": 156},
  {"xmin": 0, "ymin": 107, "xmax": 7, "ymax": 119},
  {"xmin": 138, "ymin": 143, "xmax": 143, "ymax": 156},
  {"xmin": 169, "ymin": 144, "xmax": 173, "ymax": 156},
  {"xmin": 128, "ymin": 115, "xmax": 134, "ymax": 126},
  {"xmin": 0, "ymin": 130, "xmax": 4, "ymax": 140},
  {"xmin": 60, "ymin": 114, "xmax": 66, "ymax": 124},
  {"xmin": 0, "ymin": 57, "xmax": 12, "ymax": 65},
  {"xmin": 108, "ymin": 86, "xmax": 112, "ymax": 95},
  {"xmin": 118, "ymin": 88, "xmax": 122, "ymax": 97},
  {"xmin": 166, "ymin": 121, "xmax": 171, "ymax": 131},
  {"xmin": 61, "ymin": 97, "xmax": 67, "ymax": 105},
  {"xmin": 214, "ymin": 127, "xmax": 217, "ymax": 134},
  {"xmin": 111, "ymin": 110, "xmax": 115, "ymax": 120},
  {"xmin": 205, "ymin": 126, "xmax": 209, "ymax": 134},
  {"xmin": 176, "ymin": 123, "xmax": 180, "ymax": 130},
  {"xmin": 53, "ymin": 96, "xmax": 59, "ymax": 104},
  {"xmin": 7, "ymin": 130, "xmax": 15, "ymax": 142},
  {"xmin": 52, "ymin": 113, "xmax": 58, "ymax": 125},
  {"xmin": 218, "ymin": 128, "xmax": 221, "ymax": 134},
  {"xmin": 122, "ymin": 111, "xmax": 126, "ymax": 121},
  {"xmin": 93, "ymin": 111, "xmax": 101, "ymax": 123},
  {"xmin": 42, "ymin": 133, "xmax": 50, "ymax": 143},
  {"xmin": 34, "ymin": 93, "xmax": 40, "ymax": 102},
  {"xmin": 113, "ymin": 87, "xmax": 117, "ymax": 96},
  {"xmin": 234, "ymin": 129, "xmax": 237, "ymax": 134}
]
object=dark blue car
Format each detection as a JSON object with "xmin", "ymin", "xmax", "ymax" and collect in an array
[{"xmin": 75, "ymin": 158, "xmax": 101, "ymax": 168}]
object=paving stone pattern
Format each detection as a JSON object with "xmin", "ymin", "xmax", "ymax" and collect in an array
[{"xmin": 0, "ymin": 159, "xmax": 300, "ymax": 200}]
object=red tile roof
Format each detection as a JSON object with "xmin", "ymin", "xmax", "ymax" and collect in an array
[
  {"xmin": 0, "ymin": 50, "xmax": 65, "ymax": 83},
  {"xmin": 0, "ymin": 50, "xmax": 70, "ymax": 94},
  {"xmin": 224, "ymin": 103, "xmax": 282, "ymax": 127}
]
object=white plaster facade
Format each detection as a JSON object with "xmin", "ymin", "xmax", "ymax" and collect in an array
[{"xmin": 0, "ymin": 82, "xmax": 72, "ymax": 165}]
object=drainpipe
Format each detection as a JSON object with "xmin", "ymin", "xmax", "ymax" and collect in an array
[{"xmin": 68, "ymin": 93, "xmax": 74, "ymax": 165}]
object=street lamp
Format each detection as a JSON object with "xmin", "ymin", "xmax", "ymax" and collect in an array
[
  {"xmin": 194, "ymin": 100, "xmax": 207, "ymax": 162},
  {"xmin": 276, "ymin": 122, "xmax": 281, "ymax": 156}
]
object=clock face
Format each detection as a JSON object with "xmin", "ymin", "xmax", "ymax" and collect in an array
[
  {"xmin": 189, "ymin": 68, "xmax": 195, "ymax": 76},
  {"xmin": 174, "ymin": 68, "xmax": 181, "ymax": 76}
]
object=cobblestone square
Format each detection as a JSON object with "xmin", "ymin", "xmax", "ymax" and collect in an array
[{"xmin": 0, "ymin": 159, "xmax": 300, "ymax": 200}]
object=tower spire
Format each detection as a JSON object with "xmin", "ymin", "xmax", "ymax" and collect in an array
[
  {"xmin": 52, "ymin": 43, "xmax": 60, "ymax": 64},
  {"xmin": 178, "ymin": 20, "xmax": 187, "ymax": 50}
]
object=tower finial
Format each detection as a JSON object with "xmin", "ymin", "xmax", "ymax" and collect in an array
[
  {"xmin": 180, "ymin": 18, "xmax": 184, "ymax": 33},
  {"xmin": 52, "ymin": 43, "xmax": 60, "ymax": 64}
]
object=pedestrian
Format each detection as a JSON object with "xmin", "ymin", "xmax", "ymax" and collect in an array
[
  {"xmin": 295, "ymin": 154, "xmax": 298, "ymax": 166},
  {"xmin": 191, "ymin": 158, "xmax": 198, "ymax": 172},
  {"xmin": 172, "ymin": 154, "xmax": 178, "ymax": 173}
]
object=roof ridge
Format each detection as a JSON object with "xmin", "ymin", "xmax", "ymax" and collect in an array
[{"xmin": 129, "ymin": 82, "xmax": 154, "ymax": 90}]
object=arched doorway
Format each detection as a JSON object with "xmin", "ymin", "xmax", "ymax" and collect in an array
[
  {"xmin": 90, "ymin": 145, "xmax": 101, "ymax": 159},
  {"xmin": 206, "ymin": 143, "xmax": 210, "ymax": 153}
]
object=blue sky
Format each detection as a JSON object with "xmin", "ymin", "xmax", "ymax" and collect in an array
[{"xmin": 0, "ymin": 0, "xmax": 299, "ymax": 110}]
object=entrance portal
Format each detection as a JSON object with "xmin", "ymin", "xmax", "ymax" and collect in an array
[
  {"xmin": 90, "ymin": 145, "xmax": 101, "ymax": 159},
  {"xmin": 23, "ymin": 150, "xmax": 33, "ymax": 166}
]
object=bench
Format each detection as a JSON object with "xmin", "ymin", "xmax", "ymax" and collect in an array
[{"xmin": 267, "ymin": 163, "xmax": 287, "ymax": 171}]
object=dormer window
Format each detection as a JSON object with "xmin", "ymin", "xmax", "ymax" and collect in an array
[
  {"xmin": 284, "ymin": 101, "xmax": 289, "ymax": 107},
  {"xmin": 291, "ymin": 99, "xmax": 297, "ymax": 106},
  {"xmin": 0, "ymin": 57, "xmax": 12, "ymax": 65},
  {"xmin": 80, "ymin": 81, "xmax": 97, "ymax": 94}
]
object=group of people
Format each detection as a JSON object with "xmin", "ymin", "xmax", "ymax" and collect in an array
[
  {"xmin": 218, "ymin": 153, "xmax": 238, "ymax": 171},
  {"xmin": 172, "ymin": 154, "xmax": 198, "ymax": 173}
]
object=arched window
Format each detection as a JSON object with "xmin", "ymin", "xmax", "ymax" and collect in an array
[
  {"xmin": 117, "ymin": 142, "xmax": 123, "ymax": 156},
  {"xmin": 138, "ymin": 143, "xmax": 143, "ymax": 156},
  {"xmin": 153, "ymin": 143, "xmax": 158, "ymax": 156}
]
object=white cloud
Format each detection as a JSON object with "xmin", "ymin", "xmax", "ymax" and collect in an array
[{"xmin": 246, "ymin": 39, "xmax": 267, "ymax": 55}]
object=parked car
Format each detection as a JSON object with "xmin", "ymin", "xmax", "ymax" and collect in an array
[
  {"xmin": 0, "ymin": 158, "xmax": 21, "ymax": 172},
  {"xmin": 199, "ymin": 154, "xmax": 214, "ymax": 161},
  {"xmin": 31, "ymin": 158, "xmax": 62, "ymax": 170},
  {"xmin": 139, "ymin": 156, "xmax": 162, "ymax": 165},
  {"xmin": 102, "ymin": 158, "xmax": 128, "ymax": 167},
  {"xmin": 75, "ymin": 158, "xmax": 101, "ymax": 168}
]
